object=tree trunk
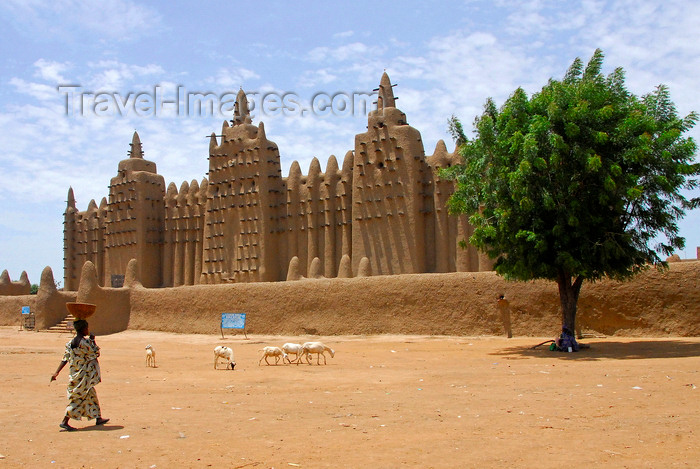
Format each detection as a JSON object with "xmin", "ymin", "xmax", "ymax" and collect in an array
[{"xmin": 556, "ymin": 270, "xmax": 584, "ymax": 334}]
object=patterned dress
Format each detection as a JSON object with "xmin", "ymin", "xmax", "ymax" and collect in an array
[{"xmin": 63, "ymin": 336, "xmax": 102, "ymax": 420}]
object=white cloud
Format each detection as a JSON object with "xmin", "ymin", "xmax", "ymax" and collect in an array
[
  {"xmin": 207, "ymin": 67, "xmax": 260, "ymax": 89},
  {"xmin": 333, "ymin": 30, "xmax": 354, "ymax": 39},
  {"xmin": 9, "ymin": 78, "xmax": 58, "ymax": 102},
  {"xmin": 573, "ymin": 0, "xmax": 700, "ymax": 117},
  {"xmin": 298, "ymin": 69, "xmax": 338, "ymax": 88},
  {"xmin": 0, "ymin": 0, "xmax": 163, "ymax": 41},
  {"xmin": 387, "ymin": 29, "xmax": 547, "ymax": 142},
  {"xmin": 307, "ymin": 42, "xmax": 386, "ymax": 63},
  {"xmin": 1, "ymin": 59, "xmax": 194, "ymax": 211},
  {"xmin": 33, "ymin": 59, "xmax": 70, "ymax": 82},
  {"xmin": 86, "ymin": 61, "xmax": 165, "ymax": 90}
]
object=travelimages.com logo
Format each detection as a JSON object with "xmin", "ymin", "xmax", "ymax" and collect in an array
[{"xmin": 57, "ymin": 85, "xmax": 377, "ymax": 118}]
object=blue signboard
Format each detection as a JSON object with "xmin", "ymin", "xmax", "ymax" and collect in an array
[
  {"xmin": 221, "ymin": 313, "xmax": 246, "ymax": 329},
  {"xmin": 21, "ymin": 306, "xmax": 30, "ymax": 315}
]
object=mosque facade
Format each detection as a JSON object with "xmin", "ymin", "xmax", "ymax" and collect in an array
[{"xmin": 63, "ymin": 73, "xmax": 492, "ymax": 289}]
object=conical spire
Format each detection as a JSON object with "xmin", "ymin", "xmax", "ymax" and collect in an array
[
  {"xmin": 309, "ymin": 257, "xmax": 323, "ymax": 279},
  {"xmin": 67, "ymin": 187, "xmax": 76, "ymax": 208},
  {"xmin": 125, "ymin": 258, "xmax": 141, "ymax": 288},
  {"xmin": 178, "ymin": 180, "xmax": 190, "ymax": 203},
  {"xmin": 427, "ymin": 139, "xmax": 449, "ymax": 168},
  {"xmin": 377, "ymin": 71, "xmax": 396, "ymax": 110},
  {"xmin": 289, "ymin": 160, "xmax": 302, "ymax": 179},
  {"xmin": 189, "ymin": 178, "xmax": 200, "ymax": 193},
  {"xmin": 342, "ymin": 150, "xmax": 354, "ymax": 174},
  {"xmin": 233, "ymin": 88, "xmax": 252, "ymax": 125},
  {"xmin": 286, "ymin": 256, "xmax": 303, "ymax": 281},
  {"xmin": 337, "ymin": 254, "xmax": 352, "ymax": 278},
  {"xmin": 326, "ymin": 154, "xmax": 339, "ymax": 176},
  {"xmin": 129, "ymin": 131, "xmax": 144, "ymax": 158},
  {"xmin": 188, "ymin": 179, "xmax": 199, "ymax": 205},
  {"xmin": 166, "ymin": 182, "xmax": 178, "ymax": 200},
  {"xmin": 199, "ymin": 177, "xmax": 208, "ymax": 199},
  {"xmin": 309, "ymin": 157, "xmax": 322, "ymax": 177},
  {"xmin": 40, "ymin": 266, "xmax": 57, "ymax": 293},
  {"xmin": 435, "ymin": 139, "xmax": 448, "ymax": 154},
  {"xmin": 118, "ymin": 130, "xmax": 157, "ymax": 173}
]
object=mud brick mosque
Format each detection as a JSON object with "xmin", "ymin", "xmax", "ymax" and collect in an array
[{"xmin": 63, "ymin": 73, "xmax": 493, "ymax": 289}]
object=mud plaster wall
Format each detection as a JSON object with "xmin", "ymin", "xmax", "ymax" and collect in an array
[
  {"xmin": 0, "ymin": 266, "xmax": 78, "ymax": 329},
  {"xmin": 0, "ymin": 270, "xmax": 31, "ymax": 296},
  {"xmin": 3, "ymin": 261, "xmax": 698, "ymax": 337},
  {"xmin": 73, "ymin": 261, "xmax": 131, "ymax": 335},
  {"xmin": 126, "ymin": 261, "xmax": 700, "ymax": 337},
  {"xmin": 0, "ymin": 295, "xmax": 35, "ymax": 325}
]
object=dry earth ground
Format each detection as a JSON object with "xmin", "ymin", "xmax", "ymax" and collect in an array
[{"xmin": 0, "ymin": 327, "xmax": 698, "ymax": 468}]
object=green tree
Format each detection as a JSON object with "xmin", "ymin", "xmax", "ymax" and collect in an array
[
  {"xmin": 443, "ymin": 49, "xmax": 699, "ymax": 338},
  {"xmin": 30, "ymin": 284, "xmax": 39, "ymax": 295}
]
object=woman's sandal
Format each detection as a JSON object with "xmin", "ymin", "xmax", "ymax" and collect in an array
[
  {"xmin": 95, "ymin": 417, "xmax": 110, "ymax": 425},
  {"xmin": 59, "ymin": 422, "xmax": 76, "ymax": 431}
]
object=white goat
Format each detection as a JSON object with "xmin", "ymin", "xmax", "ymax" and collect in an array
[
  {"xmin": 282, "ymin": 342, "xmax": 305, "ymax": 364},
  {"xmin": 301, "ymin": 341, "xmax": 335, "ymax": 365},
  {"xmin": 145, "ymin": 344, "xmax": 156, "ymax": 367},
  {"xmin": 258, "ymin": 346, "xmax": 287, "ymax": 366},
  {"xmin": 214, "ymin": 345, "xmax": 235, "ymax": 370}
]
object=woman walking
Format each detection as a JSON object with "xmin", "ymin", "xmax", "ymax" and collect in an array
[{"xmin": 51, "ymin": 319, "xmax": 109, "ymax": 431}]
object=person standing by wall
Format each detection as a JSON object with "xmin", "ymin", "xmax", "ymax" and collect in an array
[{"xmin": 496, "ymin": 295, "xmax": 513, "ymax": 338}]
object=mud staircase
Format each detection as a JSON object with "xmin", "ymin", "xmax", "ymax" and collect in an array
[{"xmin": 45, "ymin": 314, "xmax": 76, "ymax": 333}]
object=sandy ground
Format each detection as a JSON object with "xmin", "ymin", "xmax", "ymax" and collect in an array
[{"xmin": 0, "ymin": 327, "xmax": 698, "ymax": 468}]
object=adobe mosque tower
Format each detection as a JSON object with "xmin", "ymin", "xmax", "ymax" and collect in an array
[
  {"xmin": 203, "ymin": 89, "xmax": 285, "ymax": 283},
  {"xmin": 352, "ymin": 72, "xmax": 429, "ymax": 274},
  {"xmin": 63, "ymin": 187, "xmax": 80, "ymax": 291},
  {"xmin": 351, "ymin": 71, "xmax": 488, "ymax": 274},
  {"xmin": 104, "ymin": 132, "xmax": 166, "ymax": 287},
  {"xmin": 64, "ymin": 132, "xmax": 165, "ymax": 289}
]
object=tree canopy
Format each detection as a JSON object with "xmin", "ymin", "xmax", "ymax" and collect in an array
[{"xmin": 443, "ymin": 49, "xmax": 699, "ymax": 336}]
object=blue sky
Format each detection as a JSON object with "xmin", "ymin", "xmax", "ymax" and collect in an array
[{"xmin": 1, "ymin": 0, "xmax": 699, "ymax": 285}]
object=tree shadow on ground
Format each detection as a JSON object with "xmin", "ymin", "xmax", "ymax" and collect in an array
[{"xmin": 489, "ymin": 339, "xmax": 700, "ymax": 361}]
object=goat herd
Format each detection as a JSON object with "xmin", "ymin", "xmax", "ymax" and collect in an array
[{"xmin": 143, "ymin": 341, "xmax": 335, "ymax": 370}]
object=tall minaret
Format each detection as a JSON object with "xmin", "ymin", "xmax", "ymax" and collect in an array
[
  {"xmin": 232, "ymin": 88, "xmax": 253, "ymax": 125},
  {"xmin": 103, "ymin": 132, "xmax": 166, "ymax": 287},
  {"xmin": 204, "ymin": 89, "xmax": 285, "ymax": 283},
  {"xmin": 63, "ymin": 187, "xmax": 79, "ymax": 290},
  {"xmin": 351, "ymin": 72, "xmax": 430, "ymax": 275},
  {"xmin": 376, "ymin": 71, "xmax": 396, "ymax": 110}
]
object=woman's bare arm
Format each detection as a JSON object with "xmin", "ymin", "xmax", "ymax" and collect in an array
[{"xmin": 51, "ymin": 360, "xmax": 67, "ymax": 382}]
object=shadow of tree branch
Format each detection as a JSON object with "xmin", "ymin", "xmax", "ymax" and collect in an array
[{"xmin": 489, "ymin": 339, "xmax": 700, "ymax": 361}]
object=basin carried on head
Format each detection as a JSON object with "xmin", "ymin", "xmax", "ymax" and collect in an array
[{"xmin": 65, "ymin": 302, "xmax": 97, "ymax": 320}]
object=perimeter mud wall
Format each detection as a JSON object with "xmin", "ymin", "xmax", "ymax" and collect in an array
[{"xmin": 2, "ymin": 261, "xmax": 699, "ymax": 337}]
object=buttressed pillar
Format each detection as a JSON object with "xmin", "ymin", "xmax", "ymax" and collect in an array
[{"xmin": 63, "ymin": 187, "xmax": 79, "ymax": 291}]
